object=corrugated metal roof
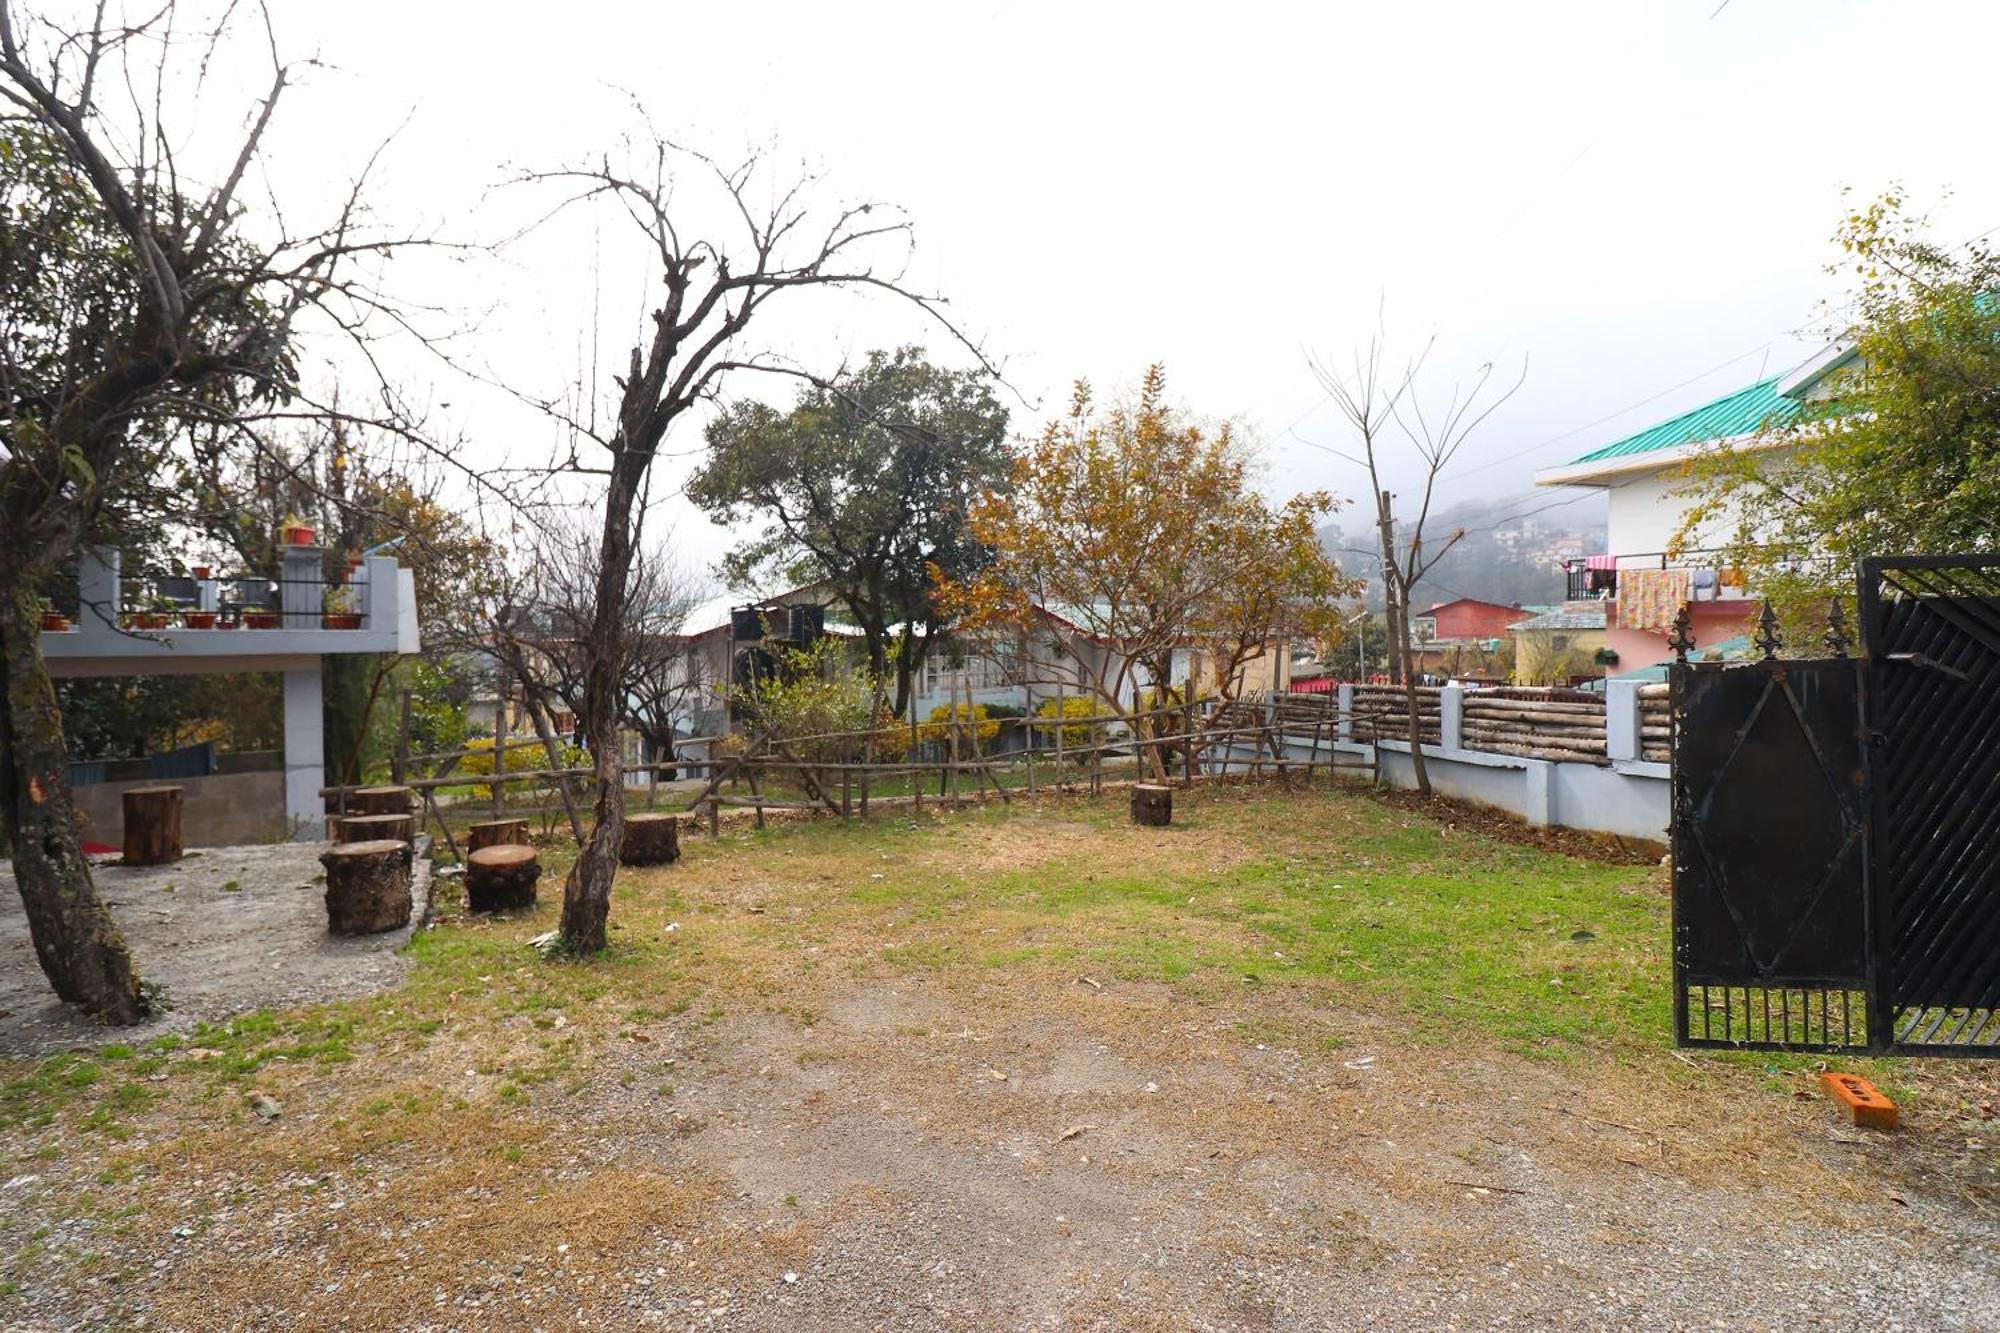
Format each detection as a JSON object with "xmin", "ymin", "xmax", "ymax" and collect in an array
[
  {"xmin": 1564, "ymin": 376, "xmax": 1800, "ymax": 466},
  {"xmin": 1509, "ymin": 608, "xmax": 1606, "ymax": 632}
]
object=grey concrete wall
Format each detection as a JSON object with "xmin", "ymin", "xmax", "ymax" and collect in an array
[
  {"xmin": 72, "ymin": 770, "xmax": 288, "ymax": 849},
  {"xmin": 1371, "ymin": 739, "xmax": 1666, "ymax": 842}
]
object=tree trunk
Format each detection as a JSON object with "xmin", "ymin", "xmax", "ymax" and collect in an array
[
  {"xmin": 0, "ymin": 582, "xmax": 147, "ymax": 1023},
  {"xmin": 562, "ymin": 454, "xmax": 645, "ymax": 955},
  {"xmin": 522, "ymin": 690, "xmax": 586, "ymax": 846}
]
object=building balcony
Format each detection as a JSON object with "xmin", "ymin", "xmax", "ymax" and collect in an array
[
  {"xmin": 40, "ymin": 548, "xmax": 418, "ymax": 677},
  {"xmin": 1561, "ymin": 551, "xmax": 1756, "ymax": 605}
]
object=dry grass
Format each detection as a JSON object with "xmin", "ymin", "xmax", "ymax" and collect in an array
[{"xmin": 1, "ymin": 781, "xmax": 1993, "ymax": 1330}]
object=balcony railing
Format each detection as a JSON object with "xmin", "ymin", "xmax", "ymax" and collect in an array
[
  {"xmin": 40, "ymin": 554, "xmax": 375, "ymax": 633},
  {"xmin": 1561, "ymin": 550, "xmax": 1755, "ymax": 604}
]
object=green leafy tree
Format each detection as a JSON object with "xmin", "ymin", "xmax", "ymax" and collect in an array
[
  {"xmin": 689, "ymin": 347, "xmax": 1010, "ymax": 717},
  {"xmin": 1676, "ymin": 193, "xmax": 2000, "ymax": 627},
  {"xmin": 1, "ymin": 6, "xmax": 427, "ymax": 1021}
]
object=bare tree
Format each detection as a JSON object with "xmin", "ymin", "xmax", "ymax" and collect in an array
[
  {"xmin": 486, "ymin": 517, "xmax": 708, "ymax": 837},
  {"xmin": 1307, "ymin": 337, "xmax": 1522, "ymax": 796},
  {"xmin": 0, "ymin": 2, "xmax": 444, "ymax": 1020},
  {"xmin": 499, "ymin": 136, "xmax": 985, "ymax": 952}
]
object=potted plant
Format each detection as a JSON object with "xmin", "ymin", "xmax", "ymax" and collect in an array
[
  {"xmin": 244, "ymin": 607, "xmax": 281, "ymax": 629},
  {"xmin": 39, "ymin": 600, "xmax": 70, "ymax": 632},
  {"xmin": 191, "ymin": 564, "xmax": 212, "ymax": 580},
  {"xmin": 323, "ymin": 585, "xmax": 361, "ymax": 630},
  {"xmin": 183, "ymin": 607, "xmax": 219, "ymax": 630},
  {"xmin": 280, "ymin": 514, "xmax": 317, "ymax": 547},
  {"xmin": 127, "ymin": 595, "xmax": 172, "ymax": 631}
]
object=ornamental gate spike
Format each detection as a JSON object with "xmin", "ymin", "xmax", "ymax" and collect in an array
[
  {"xmin": 1755, "ymin": 600, "xmax": 1783, "ymax": 660},
  {"xmin": 1823, "ymin": 598, "xmax": 1852, "ymax": 658},
  {"xmin": 1667, "ymin": 605, "xmax": 1696, "ymax": 663}
]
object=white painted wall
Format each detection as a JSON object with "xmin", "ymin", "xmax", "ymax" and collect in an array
[{"xmin": 1603, "ymin": 446, "xmax": 1797, "ymax": 560}]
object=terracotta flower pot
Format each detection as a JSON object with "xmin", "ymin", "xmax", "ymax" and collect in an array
[
  {"xmin": 244, "ymin": 612, "xmax": 281, "ymax": 629},
  {"xmin": 191, "ymin": 565, "xmax": 212, "ymax": 579},
  {"xmin": 322, "ymin": 612, "xmax": 362, "ymax": 630},
  {"xmin": 40, "ymin": 612, "xmax": 70, "ymax": 632},
  {"xmin": 129, "ymin": 613, "xmax": 169, "ymax": 630},
  {"xmin": 183, "ymin": 611, "xmax": 218, "ymax": 630},
  {"xmin": 282, "ymin": 524, "xmax": 316, "ymax": 546}
]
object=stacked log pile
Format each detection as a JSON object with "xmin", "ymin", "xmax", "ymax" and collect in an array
[
  {"xmin": 1638, "ymin": 683, "xmax": 1672, "ymax": 763},
  {"xmin": 1461, "ymin": 687, "xmax": 1609, "ymax": 764},
  {"xmin": 1349, "ymin": 685, "xmax": 1442, "ymax": 745}
]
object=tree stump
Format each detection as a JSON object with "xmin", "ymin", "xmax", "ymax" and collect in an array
[
  {"xmin": 467, "ymin": 818, "xmax": 530, "ymax": 852},
  {"xmin": 619, "ymin": 812, "xmax": 685, "ymax": 866},
  {"xmin": 1131, "ymin": 783, "xmax": 1173, "ymax": 827},
  {"xmin": 350, "ymin": 785, "xmax": 413, "ymax": 816},
  {"xmin": 121, "ymin": 785, "xmax": 184, "ymax": 865},
  {"xmin": 466, "ymin": 844, "xmax": 540, "ymax": 913},
  {"xmin": 320, "ymin": 840, "xmax": 412, "ymax": 935},
  {"xmin": 336, "ymin": 812, "xmax": 414, "ymax": 844}
]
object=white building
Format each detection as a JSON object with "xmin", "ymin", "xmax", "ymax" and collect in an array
[{"xmin": 43, "ymin": 547, "xmax": 420, "ymax": 842}]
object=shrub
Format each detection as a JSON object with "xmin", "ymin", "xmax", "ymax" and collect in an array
[
  {"xmin": 919, "ymin": 703, "xmax": 999, "ymax": 752},
  {"xmin": 1033, "ymin": 695, "xmax": 1109, "ymax": 753}
]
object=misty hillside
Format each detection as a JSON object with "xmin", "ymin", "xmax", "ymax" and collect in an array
[{"xmin": 1321, "ymin": 490, "xmax": 1607, "ymax": 612}]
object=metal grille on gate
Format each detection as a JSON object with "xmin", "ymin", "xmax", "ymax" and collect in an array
[{"xmin": 1670, "ymin": 555, "xmax": 2000, "ymax": 1057}]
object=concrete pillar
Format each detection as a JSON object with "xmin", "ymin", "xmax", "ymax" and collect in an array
[
  {"xmin": 1522, "ymin": 759, "xmax": 1555, "ymax": 826},
  {"xmin": 77, "ymin": 548, "xmax": 120, "ymax": 636},
  {"xmin": 1605, "ymin": 678, "xmax": 1643, "ymax": 763},
  {"xmin": 1336, "ymin": 683, "xmax": 1354, "ymax": 742},
  {"xmin": 1440, "ymin": 683, "xmax": 1466, "ymax": 751},
  {"xmin": 282, "ymin": 664, "xmax": 325, "ymax": 841}
]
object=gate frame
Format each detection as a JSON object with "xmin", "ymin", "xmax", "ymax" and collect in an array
[{"xmin": 1671, "ymin": 557, "xmax": 2000, "ymax": 1058}]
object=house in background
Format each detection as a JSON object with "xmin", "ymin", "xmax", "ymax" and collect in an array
[
  {"xmin": 1507, "ymin": 606, "xmax": 1607, "ymax": 685},
  {"xmin": 1409, "ymin": 596, "xmax": 1523, "ymax": 681},
  {"xmin": 1533, "ymin": 340, "xmax": 1856, "ymax": 675}
]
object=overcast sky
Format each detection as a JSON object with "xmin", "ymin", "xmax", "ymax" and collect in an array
[{"xmin": 139, "ymin": 1, "xmax": 2000, "ymax": 566}]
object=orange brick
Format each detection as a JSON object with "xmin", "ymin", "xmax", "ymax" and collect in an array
[{"xmin": 1821, "ymin": 1072, "xmax": 1898, "ymax": 1131}]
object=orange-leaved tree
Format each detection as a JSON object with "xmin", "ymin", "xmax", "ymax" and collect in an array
[{"xmin": 935, "ymin": 366, "xmax": 1354, "ymax": 779}]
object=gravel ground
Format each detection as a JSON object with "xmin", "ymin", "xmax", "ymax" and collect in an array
[{"xmin": 0, "ymin": 842, "xmax": 429, "ymax": 1055}]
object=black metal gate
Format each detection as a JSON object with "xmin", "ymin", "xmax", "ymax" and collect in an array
[{"xmin": 1671, "ymin": 555, "xmax": 2000, "ymax": 1057}]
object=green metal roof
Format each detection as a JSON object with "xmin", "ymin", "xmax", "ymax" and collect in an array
[{"xmin": 1565, "ymin": 376, "xmax": 1800, "ymax": 467}]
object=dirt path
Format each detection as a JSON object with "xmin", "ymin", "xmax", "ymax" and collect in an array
[{"xmin": 1, "ymin": 792, "xmax": 1994, "ymax": 1330}]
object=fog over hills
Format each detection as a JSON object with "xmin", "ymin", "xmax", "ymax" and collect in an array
[{"xmin": 1320, "ymin": 489, "xmax": 1607, "ymax": 612}]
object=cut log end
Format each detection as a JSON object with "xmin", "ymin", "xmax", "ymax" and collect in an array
[
  {"xmin": 466, "ymin": 818, "xmax": 530, "ymax": 852},
  {"xmin": 466, "ymin": 843, "xmax": 540, "ymax": 913},
  {"xmin": 619, "ymin": 812, "xmax": 686, "ymax": 867},
  {"xmin": 320, "ymin": 839, "xmax": 412, "ymax": 936},
  {"xmin": 1131, "ymin": 783, "xmax": 1173, "ymax": 827},
  {"xmin": 121, "ymin": 785, "xmax": 184, "ymax": 866},
  {"xmin": 349, "ymin": 785, "xmax": 414, "ymax": 817}
]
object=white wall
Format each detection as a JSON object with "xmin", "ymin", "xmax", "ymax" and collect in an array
[{"xmin": 1604, "ymin": 446, "xmax": 1796, "ymax": 559}]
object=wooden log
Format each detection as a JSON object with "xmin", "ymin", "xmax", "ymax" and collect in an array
[
  {"xmin": 350, "ymin": 785, "xmax": 414, "ymax": 816},
  {"xmin": 336, "ymin": 812, "xmax": 414, "ymax": 845},
  {"xmin": 619, "ymin": 812, "xmax": 685, "ymax": 867},
  {"xmin": 467, "ymin": 818, "xmax": 530, "ymax": 852},
  {"xmin": 466, "ymin": 843, "xmax": 540, "ymax": 913},
  {"xmin": 121, "ymin": 785, "xmax": 183, "ymax": 866},
  {"xmin": 1131, "ymin": 783, "xmax": 1173, "ymax": 826},
  {"xmin": 320, "ymin": 840, "xmax": 412, "ymax": 935}
]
